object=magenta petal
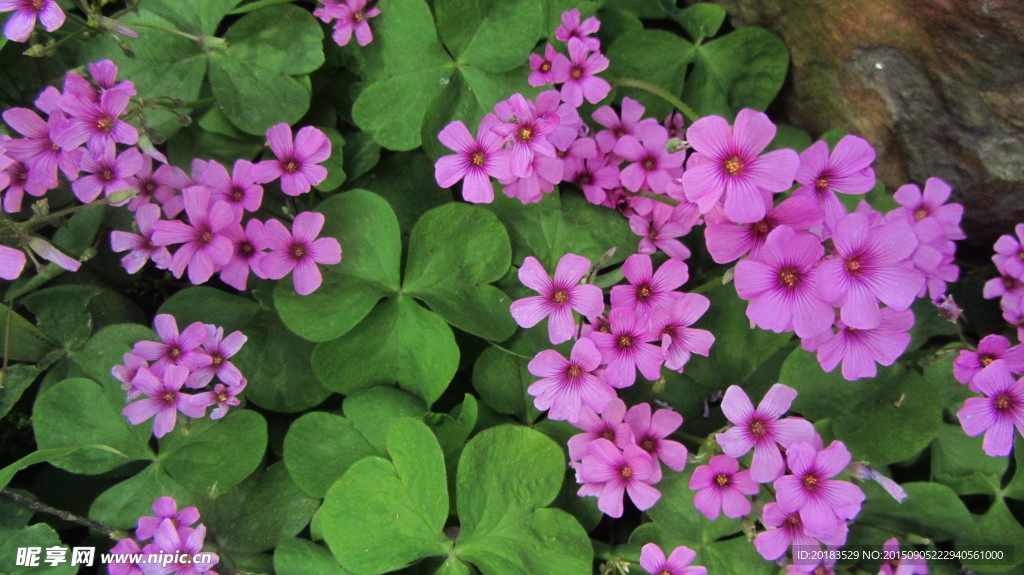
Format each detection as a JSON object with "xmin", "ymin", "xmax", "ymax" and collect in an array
[
  {"xmin": 749, "ymin": 442, "xmax": 784, "ymax": 483},
  {"xmin": 626, "ymin": 480, "xmax": 661, "ymax": 511},
  {"xmin": 753, "ymin": 528, "xmax": 790, "ymax": 561},
  {"xmin": 434, "ymin": 153, "xmax": 466, "ymax": 187},
  {"xmin": 957, "ymin": 397, "xmax": 996, "ymax": 437},
  {"xmin": 757, "ymin": 383, "xmax": 797, "ymax": 420},
  {"xmin": 518, "ymin": 256, "xmax": 552, "ymax": 292},
  {"xmin": 720, "ymin": 385, "xmax": 755, "ymax": 425}
]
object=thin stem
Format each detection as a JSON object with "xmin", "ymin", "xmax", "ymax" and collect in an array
[
  {"xmin": 26, "ymin": 201, "xmax": 110, "ymax": 231},
  {"xmin": 2, "ymin": 300, "xmax": 13, "ymax": 375},
  {"xmin": 608, "ymin": 77, "xmax": 700, "ymax": 123},
  {"xmin": 628, "ymin": 189, "xmax": 680, "ymax": 208},
  {"xmin": 129, "ymin": 22, "xmax": 203, "ymax": 43},
  {"xmin": 2, "ymin": 488, "xmax": 128, "ymax": 541}
]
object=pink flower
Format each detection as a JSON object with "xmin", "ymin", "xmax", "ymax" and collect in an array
[
  {"xmin": 630, "ymin": 202, "xmax": 700, "ymax": 261},
  {"xmin": 491, "ymin": 94, "xmax": 558, "ymax": 178},
  {"xmin": 316, "ymin": 0, "xmax": 380, "ymax": 46},
  {"xmin": 992, "ymin": 223, "xmax": 1024, "ymax": 278},
  {"xmin": 819, "ymin": 212, "xmax": 924, "ymax": 329},
  {"xmin": 111, "ymin": 352, "xmax": 148, "ymax": 401},
  {"xmin": 253, "ymin": 124, "xmax": 331, "ymax": 196},
  {"xmin": 689, "ymin": 455, "xmax": 758, "ymax": 520},
  {"xmin": 259, "ymin": 211, "xmax": 342, "ymax": 295},
  {"xmin": 135, "ymin": 496, "xmax": 200, "ymax": 541},
  {"xmin": 551, "ymin": 38, "xmax": 610, "ymax": 107},
  {"xmin": 733, "ymin": 225, "xmax": 834, "ymax": 339},
  {"xmin": 0, "ymin": 245, "xmax": 27, "ymax": 280},
  {"xmin": 569, "ymin": 156, "xmax": 619, "ymax": 205},
  {"xmin": 893, "ymin": 177, "xmax": 965, "ymax": 241},
  {"xmin": 107, "ymin": 537, "xmax": 144, "ymax": 575},
  {"xmin": 793, "ymin": 136, "xmax": 876, "ymax": 230},
  {"xmin": 773, "ymin": 440, "xmax": 866, "ymax": 538},
  {"xmin": 509, "ymin": 254, "xmax": 603, "ymax": 344},
  {"xmin": 879, "ymin": 538, "xmax": 929, "ymax": 575},
  {"xmin": 957, "ymin": 362, "xmax": 1024, "ymax": 456},
  {"xmin": 122, "ymin": 366, "xmax": 207, "ymax": 438},
  {"xmin": 435, "ymin": 116, "xmax": 510, "ymax": 203},
  {"xmin": 185, "ymin": 325, "xmax": 247, "ymax": 388},
  {"xmin": 2, "ymin": 107, "xmax": 80, "ymax": 189},
  {"xmin": 527, "ymin": 337, "xmax": 615, "ymax": 422},
  {"xmin": 127, "ymin": 155, "xmax": 188, "ymax": 215},
  {"xmin": 648, "ymin": 293, "xmax": 714, "ymax": 372},
  {"xmin": 953, "ymin": 334, "xmax": 1024, "ymax": 389},
  {"xmin": 576, "ymin": 438, "xmax": 659, "ymax": 518},
  {"xmin": 610, "ymin": 253, "xmax": 689, "ymax": 315},
  {"xmin": 625, "ymin": 403, "xmax": 688, "ymax": 482},
  {"xmin": 614, "ymin": 123, "xmax": 684, "ymax": 194},
  {"xmin": 203, "ymin": 159, "xmax": 263, "ymax": 216},
  {"xmin": 2, "ymin": 159, "xmax": 48, "ymax": 212},
  {"xmin": 639, "ymin": 544, "xmax": 707, "ymax": 575},
  {"xmin": 219, "ymin": 219, "xmax": 269, "ymax": 291},
  {"xmin": 0, "ymin": 0, "xmax": 64, "ymax": 42},
  {"xmin": 587, "ymin": 306, "xmax": 665, "ymax": 388},
  {"xmin": 555, "ymin": 8, "xmax": 600, "ymax": 51},
  {"xmin": 567, "ymin": 399, "xmax": 633, "ymax": 461},
  {"xmin": 592, "ymin": 96, "xmax": 654, "ymax": 154},
  {"xmin": 753, "ymin": 502, "xmax": 848, "ymax": 562},
  {"xmin": 683, "ymin": 109, "xmax": 800, "ymax": 223},
  {"xmin": 55, "ymin": 89, "xmax": 137, "ymax": 154},
  {"xmin": 704, "ymin": 195, "xmax": 823, "ymax": 264},
  {"xmin": 815, "ymin": 307, "xmax": 914, "ymax": 381},
  {"xmin": 147, "ymin": 518, "xmax": 218, "ymax": 574},
  {"xmin": 132, "ymin": 314, "xmax": 212, "ymax": 374},
  {"xmin": 151, "ymin": 186, "xmax": 238, "ymax": 285},
  {"xmin": 194, "ymin": 380, "xmax": 246, "ymax": 420},
  {"xmin": 528, "ymin": 44, "xmax": 559, "ymax": 87},
  {"xmin": 110, "ymin": 204, "xmax": 172, "ymax": 274},
  {"xmin": 716, "ymin": 383, "xmax": 815, "ymax": 483},
  {"xmin": 72, "ymin": 146, "xmax": 143, "ymax": 204}
]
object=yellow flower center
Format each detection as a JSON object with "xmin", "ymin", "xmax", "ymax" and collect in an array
[{"xmin": 723, "ymin": 157, "xmax": 743, "ymax": 175}]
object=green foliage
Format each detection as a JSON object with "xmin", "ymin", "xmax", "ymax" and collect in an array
[
  {"xmin": 1, "ymin": 0, "xmax": 1013, "ymax": 572},
  {"xmin": 317, "ymin": 419, "xmax": 450, "ymax": 574},
  {"xmin": 33, "ymin": 378, "xmax": 153, "ymax": 474},
  {"xmin": 683, "ymin": 27, "xmax": 789, "ymax": 118}
]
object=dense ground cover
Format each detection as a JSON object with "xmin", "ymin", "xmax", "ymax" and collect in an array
[{"xmin": 2, "ymin": 1, "xmax": 1023, "ymax": 574}]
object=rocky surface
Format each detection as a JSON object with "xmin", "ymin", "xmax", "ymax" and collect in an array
[{"xmin": 716, "ymin": 0, "xmax": 1024, "ymax": 246}]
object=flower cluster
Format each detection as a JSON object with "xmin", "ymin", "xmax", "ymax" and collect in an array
[
  {"xmin": 120, "ymin": 123, "xmax": 340, "ymax": 295},
  {"xmin": 510, "ymin": 250, "xmax": 712, "ymax": 517},
  {"xmin": 108, "ymin": 496, "xmax": 218, "ymax": 575},
  {"xmin": 690, "ymin": 385, "xmax": 866, "ymax": 572},
  {"xmin": 985, "ymin": 224, "xmax": 1024, "ymax": 341},
  {"xmin": 0, "ymin": 0, "xmax": 64, "ymax": 43},
  {"xmin": 314, "ymin": 0, "xmax": 380, "ymax": 47},
  {"xmin": 0, "ymin": 61, "xmax": 341, "ymax": 295},
  {"xmin": 116, "ymin": 314, "xmax": 247, "ymax": 438},
  {"xmin": 950, "ymin": 224, "xmax": 1024, "ymax": 458},
  {"xmin": 437, "ymin": 9, "xmax": 965, "ymax": 382}
]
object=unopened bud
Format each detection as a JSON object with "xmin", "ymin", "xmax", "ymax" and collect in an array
[
  {"xmin": 107, "ymin": 188, "xmax": 139, "ymax": 206},
  {"xmin": 933, "ymin": 294, "xmax": 964, "ymax": 323},
  {"xmin": 31, "ymin": 198, "xmax": 49, "ymax": 218},
  {"xmin": 851, "ymin": 462, "xmax": 907, "ymax": 503}
]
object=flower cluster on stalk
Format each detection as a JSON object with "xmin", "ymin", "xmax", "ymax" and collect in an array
[
  {"xmin": 115, "ymin": 314, "xmax": 247, "ymax": 438},
  {"xmin": 434, "ymin": 8, "xmax": 962, "ymax": 572},
  {"xmin": 108, "ymin": 496, "xmax": 218, "ymax": 575},
  {"xmin": 0, "ymin": 62, "xmax": 341, "ymax": 295}
]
